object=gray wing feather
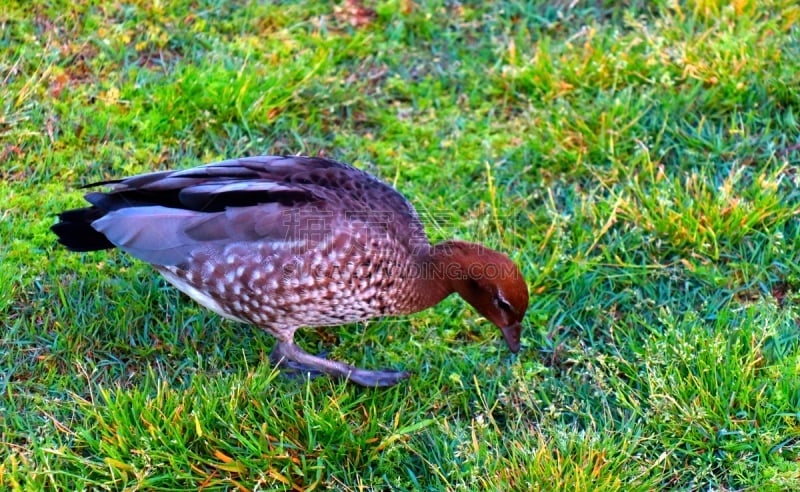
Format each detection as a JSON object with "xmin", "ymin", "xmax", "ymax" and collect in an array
[
  {"xmin": 92, "ymin": 207, "xmax": 203, "ymax": 265},
  {"xmin": 178, "ymin": 181, "xmax": 298, "ymax": 197},
  {"xmin": 91, "ymin": 204, "xmax": 296, "ymax": 266},
  {"xmin": 85, "ymin": 155, "xmax": 420, "ymax": 265},
  {"xmin": 183, "ymin": 205, "xmax": 292, "ymax": 242}
]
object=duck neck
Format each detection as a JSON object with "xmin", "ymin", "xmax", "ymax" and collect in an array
[{"xmin": 407, "ymin": 241, "xmax": 465, "ymax": 311}]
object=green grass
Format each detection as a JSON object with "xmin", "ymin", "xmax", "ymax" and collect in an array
[{"xmin": 2, "ymin": 0, "xmax": 800, "ymax": 489}]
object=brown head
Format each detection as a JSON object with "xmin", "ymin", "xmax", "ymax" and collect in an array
[{"xmin": 429, "ymin": 240, "xmax": 529, "ymax": 352}]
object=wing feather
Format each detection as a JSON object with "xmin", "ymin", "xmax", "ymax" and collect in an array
[{"xmin": 61, "ymin": 155, "xmax": 427, "ymax": 262}]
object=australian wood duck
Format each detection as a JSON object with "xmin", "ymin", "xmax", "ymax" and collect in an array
[{"xmin": 52, "ymin": 156, "xmax": 529, "ymax": 387}]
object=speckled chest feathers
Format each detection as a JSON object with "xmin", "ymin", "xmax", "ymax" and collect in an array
[{"xmin": 157, "ymin": 219, "xmax": 425, "ymax": 337}]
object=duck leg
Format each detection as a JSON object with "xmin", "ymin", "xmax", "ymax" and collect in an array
[{"xmin": 270, "ymin": 341, "xmax": 410, "ymax": 388}]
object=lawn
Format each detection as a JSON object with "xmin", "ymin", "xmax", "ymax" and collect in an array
[{"xmin": 2, "ymin": 0, "xmax": 800, "ymax": 489}]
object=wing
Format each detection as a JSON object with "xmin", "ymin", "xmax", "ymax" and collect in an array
[
  {"xmin": 57, "ymin": 155, "xmax": 427, "ymax": 266},
  {"xmin": 91, "ymin": 203, "xmax": 297, "ymax": 266},
  {"xmin": 83, "ymin": 156, "xmax": 332, "ymax": 213}
]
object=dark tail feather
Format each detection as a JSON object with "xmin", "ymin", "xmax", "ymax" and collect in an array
[{"xmin": 51, "ymin": 207, "xmax": 115, "ymax": 252}]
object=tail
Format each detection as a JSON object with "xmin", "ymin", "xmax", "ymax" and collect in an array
[{"xmin": 51, "ymin": 207, "xmax": 115, "ymax": 252}]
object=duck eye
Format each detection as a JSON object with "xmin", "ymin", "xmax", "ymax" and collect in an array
[{"xmin": 494, "ymin": 294, "xmax": 513, "ymax": 313}]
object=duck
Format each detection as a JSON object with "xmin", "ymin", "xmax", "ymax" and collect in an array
[{"xmin": 51, "ymin": 155, "xmax": 529, "ymax": 387}]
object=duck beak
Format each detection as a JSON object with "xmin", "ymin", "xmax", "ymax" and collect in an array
[{"xmin": 500, "ymin": 322, "xmax": 521, "ymax": 353}]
